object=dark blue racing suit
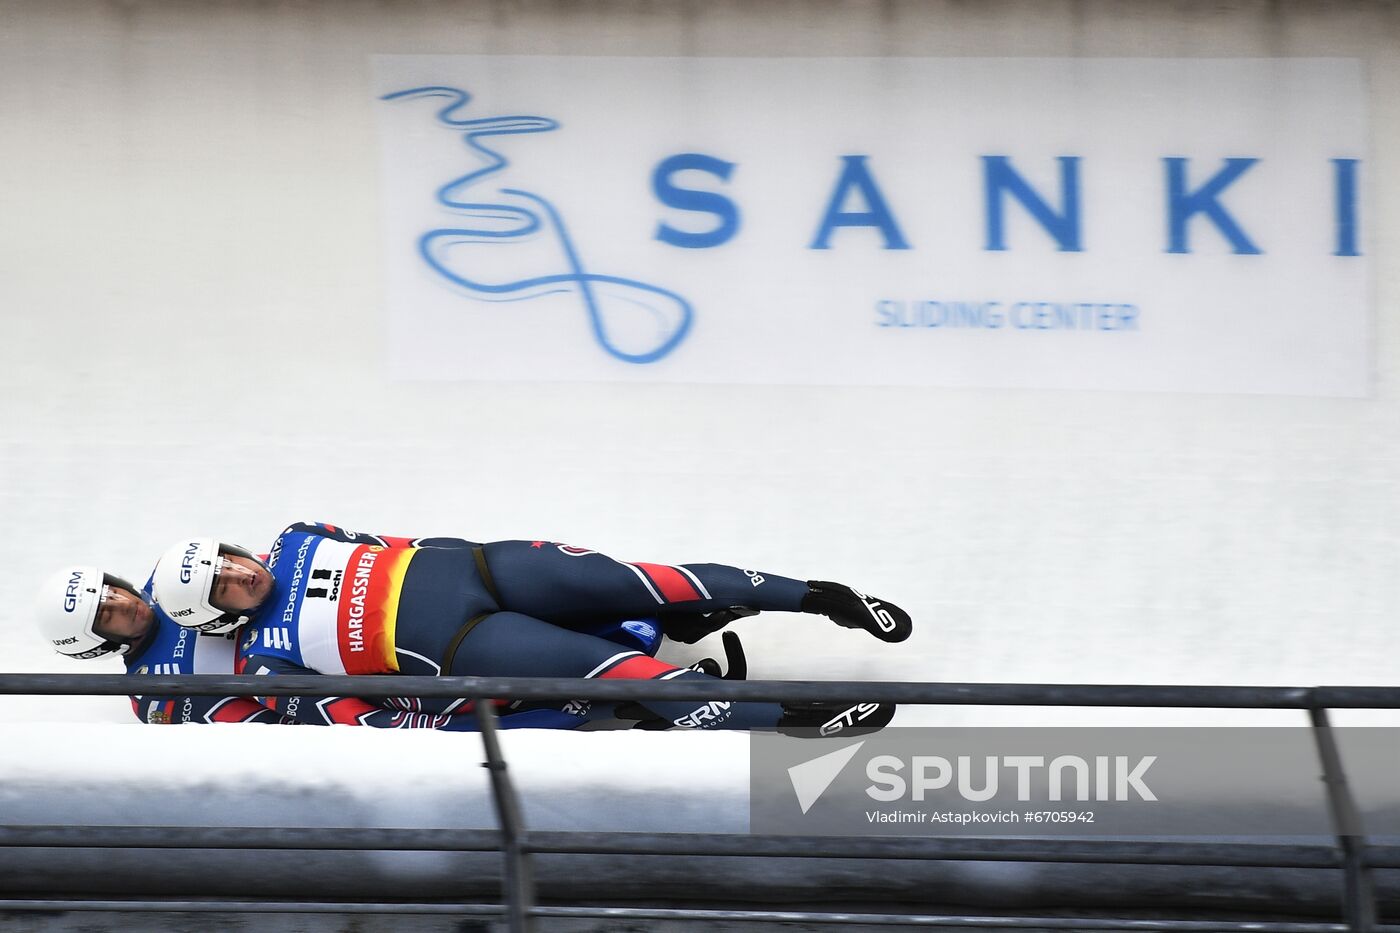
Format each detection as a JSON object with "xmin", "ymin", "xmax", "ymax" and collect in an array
[{"xmin": 235, "ymin": 523, "xmax": 812, "ymax": 730}]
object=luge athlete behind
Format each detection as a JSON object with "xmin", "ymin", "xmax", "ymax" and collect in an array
[{"xmin": 34, "ymin": 566, "xmax": 294, "ymax": 724}]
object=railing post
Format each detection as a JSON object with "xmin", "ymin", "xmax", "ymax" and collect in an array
[
  {"xmin": 1308, "ymin": 707, "xmax": 1376, "ymax": 933},
  {"xmin": 475, "ymin": 697, "xmax": 535, "ymax": 933}
]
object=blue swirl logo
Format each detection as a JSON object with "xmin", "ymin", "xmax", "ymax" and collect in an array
[{"xmin": 381, "ymin": 86, "xmax": 694, "ymax": 364}]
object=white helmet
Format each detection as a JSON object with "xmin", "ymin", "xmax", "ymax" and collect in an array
[
  {"xmin": 34, "ymin": 566, "xmax": 150, "ymax": 660},
  {"xmin": 152, "ymin": 538, "xmax": 271, "ymax": 634}
]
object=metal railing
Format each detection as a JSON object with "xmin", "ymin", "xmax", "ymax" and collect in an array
[{"xmin": 2, "ymin": 673, "xmax": 1397, "ymax": 932}]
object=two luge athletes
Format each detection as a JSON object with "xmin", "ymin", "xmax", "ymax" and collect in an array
[{"xmin": 35, "ymin": 522, "xmax": 912, "ymax": 734}]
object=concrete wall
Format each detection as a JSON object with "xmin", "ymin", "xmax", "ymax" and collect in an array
[{"xmin": 3, "ymin": 0, "xmax": 1399, "ymax": 730}]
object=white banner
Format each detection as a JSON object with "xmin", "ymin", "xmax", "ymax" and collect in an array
[{"xmin": 373, "ymin": 56, "xmax": 1368, "ymax": 395}]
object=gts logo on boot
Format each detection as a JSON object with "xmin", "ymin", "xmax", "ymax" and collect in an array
[
  {"xmin": 820, "ymin": 702, "xmax": 883, "ymax": 736},
  {"xmin": 852, "ymin": 588, "xmax": 897, "ymax": 634}
]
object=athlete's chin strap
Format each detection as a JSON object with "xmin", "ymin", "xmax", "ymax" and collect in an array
[{"xmin": 191, "ymin": 612, "xmax": 251, "ymax": 634}]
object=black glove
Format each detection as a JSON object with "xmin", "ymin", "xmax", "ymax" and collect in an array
[
  {"xmin": 688, "ymin": 631, "xmax": 747, "ymax": 680},
  {"xmin": 616, "ymin": 632, "xmax": 749, "ymax": 730}
]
